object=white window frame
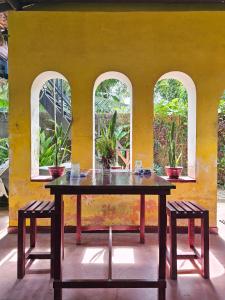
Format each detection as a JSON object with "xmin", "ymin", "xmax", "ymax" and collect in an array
[
  {"xmin": 155, "ymin": 71, "xmax": 196, "ymax": 178},
  {"xmin": 93, "ymin": 71, "xmax": 133, "ymax": 170}
]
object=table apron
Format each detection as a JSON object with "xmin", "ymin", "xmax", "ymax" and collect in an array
[{"xmin": 49, "ymin": 189, "xmax": 172, "ymax": 196}]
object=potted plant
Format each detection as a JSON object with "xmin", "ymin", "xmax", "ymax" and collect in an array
[
  {"xmin": 48, "ymin": 123, "xmax": 71, "ymax": 179},
  {"xmin": 165, "ymin": 121, "xmax": 183, "ymax": 179},
  {"xmin": 96, "ymin": 111, "xmax": 117, "ymax": 173}
]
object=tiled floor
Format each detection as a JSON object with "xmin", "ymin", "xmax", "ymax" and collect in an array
[
  {"xmin": 0, "ymin": 231, "xmax": 225, "ymax": 300},
  {"xmin": 0, "ymin": 189, "xmax": 224, "ymax": 300}
]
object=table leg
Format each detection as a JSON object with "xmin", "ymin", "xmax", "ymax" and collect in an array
[
  {"xmin": 158, "ymin": 194, "xmax": 167, "ymax": 300},
  {"xmin": 54, "ymin": 193, "xmax": 62, "ymax": 300},
  {"xmin": 76, "ymin": 194, "xmax": 81, "ymax": 245},
  {"xmin": 201, "ymin": 213, "xmax": 209, "ymax": 278},
  {"xmin": 140, "ymin": 194, "xmax": 145, "ymax": 243},
  {"xmin": 108, "ymin": 227, "xmax": 112, "ymax": 280},
  {"xmin": 17, "ymin": 212, "xmax": 26, "ymax": 279}
]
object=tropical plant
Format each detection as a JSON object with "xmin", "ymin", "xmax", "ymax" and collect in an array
[
  {"xmin": 53, "ymin": 123, "xmax": 71, "ymax": 167},
  {"xmin": 96, "ymin": 111, "xmax": 117, "ymax": 169},
  {"xmin": 39, "ymin": 130, "xmax": 55, "ymax": 166},
  {"xmin": 39, "ymin": 122, "xmax": 71, "ymax": 167},
  {"xmin": 0, "ymin": 137, "xmax": 9, "ymax": 165},
  {"xmin": 168, "ymin": 121, "xmax": 182, "ymax": 167},
  {"xmin": 115, "ymin": 124, "xmax": 130, "ymax": 148}
]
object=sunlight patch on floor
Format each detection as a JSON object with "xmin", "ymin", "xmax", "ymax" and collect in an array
[
  {"xmin": 175, "ymin": 249, "xmax": 225, "ymax": 279},
  {"xmin": 217, "ymin": 202, "xmax": 225, "ymax": 241},
  {"xmin": 81, "ymin": 247, "xmax": 135, "ymax": 264},
  {"xmin": 209, "ymin": 251, "xmax": 225, "ymax": 279},
  {"xmin": 82, "ymin": 247, "xmax": 105, "ymax": 264},
  {"xmin": 0, "ymin": 249, "xmax": 17, "ymax": 266},
  {"xmin": 0, "ymin": 228, "xmax": 8, "ymax": 240},
  {"xmin": 113, "ymin": 247, "xmax": 135, "ymax": 264}
]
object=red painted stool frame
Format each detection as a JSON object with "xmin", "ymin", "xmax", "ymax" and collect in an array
[
  {"xmin": 166, "ymin": 201, "xmax": 209, "ymax": 280},
  {"xmin": 17, "ymin": 200, "xmax": 64, "ymax": 279}
]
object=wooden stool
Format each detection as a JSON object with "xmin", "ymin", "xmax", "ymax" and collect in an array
[
  {"xmin": 17, "ymin": 200, "xmax": 64, "ymax": 279},
  {"xmin": 166, "ymin": 201, "xmax": 209, "ymax": 280}
]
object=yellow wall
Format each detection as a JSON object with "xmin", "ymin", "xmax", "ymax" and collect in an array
[{"xmin": 8, "ymin": 7, "xmax": 223, "ymax": 227}]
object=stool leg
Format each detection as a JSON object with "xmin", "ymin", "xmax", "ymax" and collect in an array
[
  {"xmin": 17, "ymin": 213, "xmax": 26, "ymax": 279},
  {"xmin": 30, "ymin": 217, "xmax": 36, "ymax": 248},
  {"xmin": 170, "ymin": 215, "xmax": 177, "ymax": 280},
  {"xmin": 50, "ymin": 215, "xmax": 54, "ymax": 278},
  {"xmin": 201, "ymin": 214, "xmax": 209, "ymax": 278},
  {"xmin": 188, "ymin": 218, "xmax": 195, "ymax": 249}
]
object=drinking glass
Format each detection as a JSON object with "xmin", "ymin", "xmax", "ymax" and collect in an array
[
  {"xmin": 135, "ymin": 160, "xmax": 143, "ymax": 173},
  {"xmin": 71, "ymin": 163, "xmax": 80, "ymax": 178}
]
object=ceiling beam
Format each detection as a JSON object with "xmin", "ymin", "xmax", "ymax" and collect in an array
[
  {"xmin": 6, "ymin": 0, "xmax": 21, "ymax": 10},
  {"xmin": 0, "ymin": 3, "xmax": 12, "ymax": 12}
]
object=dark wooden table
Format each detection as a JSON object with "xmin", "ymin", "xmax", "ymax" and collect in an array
[{"xmin": 46, "ymin": 171, "xmax": 175, "ymax": 300}]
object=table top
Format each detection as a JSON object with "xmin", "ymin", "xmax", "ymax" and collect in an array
[{"xmin": 46, "ymin": 171, "xmax": 176, "ymax": 195}]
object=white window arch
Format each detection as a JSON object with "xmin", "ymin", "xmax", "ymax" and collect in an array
[
  {"xmin": 93, "ymin": 71, "xmax": 132, "ymax": 170},
  {"xmin": 154, "ymin": 71, "xmax": 196, "ymax": 178},
  {"xmin": 31, "ymin": 71, "xmax": 71, "ymax": 178}
]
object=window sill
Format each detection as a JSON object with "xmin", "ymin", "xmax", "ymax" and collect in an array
[
  {"xmin": 161, "ymin": 176, "xmax": 196, "ymax": 183},
  {"xmin": 31, "ymin": 175, "xmax": 52, "ymax": 182}
]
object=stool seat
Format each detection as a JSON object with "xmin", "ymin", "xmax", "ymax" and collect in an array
[
  {"xmin": 166, "ymin": 200, "xmax": 209, "ymax": 280},
  {"xmin": 19, "ymin": 200, "xmax": 55, "ymax": 217},
  {"xmin": 17, "ymin": 200, "xmax": 64, "ymax": 279},
  {"xmin": 167, "ymin": 201, "xmax": 208, "ymax": 217}
]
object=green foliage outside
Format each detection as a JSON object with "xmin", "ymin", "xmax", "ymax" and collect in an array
[
  {"xmin": 0, "ymin": 79, "xmax": 8, "ymax": 113},
  {"xmin": 0, "ymin": 137, "xmax": 8, "ymax": 165},
  {"xmin": 39, "ymin": 123, "xmax": 71, "ymax": 167},
  {"xmin": 96, "ymin": 111, "xmax": 117, "ymax": 169},
  {"xmin": 95, "ymin": 79, "xmax": 131, "ymax": 168},
  {"xmin": 153, "ymin": 79, "xmax": 188, "ymax": 175},
  {"xmin": 95, "ymin": 79, "xmax": 130, "ymax": 113},
  {"xmin": 39, "ymin": 129, "xmax": 55, "ymax": 166},
  {"xmin": 154, "ymin": 79, "xmax": 224, "ymax": 188},
  {"xmin": 168, "ymin": 121, "xmax": 182, "ymax": 167},
  {"xmin": 0, "ymin": 79, "xmax": 9, "ymax": 165},
  {"xmin": 39, "ymin": 78, "xmax": 72, "ymax": 167}
]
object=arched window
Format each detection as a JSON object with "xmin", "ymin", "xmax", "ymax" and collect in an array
[
  {"xmin": 93, "ymin": 72, "xmax": 132, "ymax": 170},
  {"xmin": 31, "ymin": 71, "xmax": 72, "ymax": 178},
  {"xmin": 153, "ymin": 71, "xmax": 196, "ymax": 178}
]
